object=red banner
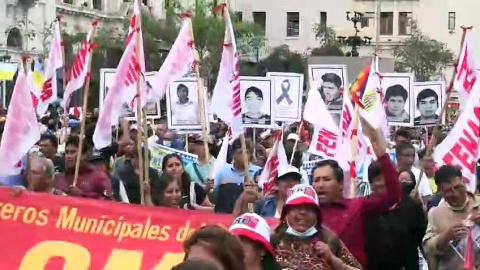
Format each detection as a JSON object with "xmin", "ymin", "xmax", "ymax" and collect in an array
[{"xmin": 0, "ymin": 188, "xmax": 243, "ymax": 269}]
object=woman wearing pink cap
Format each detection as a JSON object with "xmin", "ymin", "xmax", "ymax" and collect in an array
[
  {"xmin": 273, "ymin": 184, "xmax": 362, "ymax": 270},
  {"xmin": 230, "ymin": 213, "xmax": 282, "ymax": 270}
]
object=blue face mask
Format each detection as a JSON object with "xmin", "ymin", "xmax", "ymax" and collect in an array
[{"xmin": 286, "ymin": 226, "xmax": 318, "ymax": 238}]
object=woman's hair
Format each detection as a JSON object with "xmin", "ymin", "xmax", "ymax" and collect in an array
[
  {"xmin": 398, "ymin": 169, "xmax": 416, "ymax": 183},
  {"xmin": 161, "ymin": 153, "xmax": 192, "ymax": 196},
  {"xmin": 172, "ymin": 260, "xmax": 221, "ymax": 270},
  {"xmin": 152, "ymin": 173, "xmax": 178, "ymax": 206},
  {"xmin": 244, "ymin": 86, "xmax": 263, "ymax": 100},
  {"xmin": 183, "ymin": 225, "xmax": 245, "ymax": 270}
]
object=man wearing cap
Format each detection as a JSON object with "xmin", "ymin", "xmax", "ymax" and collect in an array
[
  {"xmin": 89, "ymin": 150, "xmax": 129, "ymax": 203},
  {"xmin": 185, "ymin": 135, "xmax": 216, "ymax": 188},
  {"xmin": 234, "ymin": 166, "xmax": 302, "ymax": 219}
]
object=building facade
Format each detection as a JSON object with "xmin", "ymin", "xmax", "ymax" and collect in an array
[{"xmin": 232, "ymin": 0, "xmax": 480, "ymax": 64}]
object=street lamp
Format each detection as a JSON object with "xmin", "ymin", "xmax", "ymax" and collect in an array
[{"xmin": 337, "ymin": 11, "xmax": 372, "ymax": 57}]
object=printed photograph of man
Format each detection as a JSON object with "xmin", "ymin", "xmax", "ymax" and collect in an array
[
  {"xmin": 414, "ymin": 88, "xmax": 439, "ymax": 125},
  {"xmin": 242, "ymin": 86, "xmax": 271, "ymax": 125},
  {"xmin": 171, "ymin": 83, "xmax": 199, "ymax": 125},
  {"xmin": 385, "ymin": 84, "xmax": 410, "ymax": 123},
  {"xmin": 318, "ymin": 73, "xmax": 343, "ymax": 110}
]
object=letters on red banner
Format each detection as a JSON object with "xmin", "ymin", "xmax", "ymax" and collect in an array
[{"xmin": 0, "ymin": 188, "xmax": 278, "ymax": 270}]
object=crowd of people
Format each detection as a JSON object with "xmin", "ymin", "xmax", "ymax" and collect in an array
[{"xmin": 0, "ymin": 107, "xmax": 479, "ymax": 270}]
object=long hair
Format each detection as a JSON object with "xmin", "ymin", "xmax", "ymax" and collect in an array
[
  {"xmin": 151, "ymin": 173, "xmax": 178, "ymax": 206},
  {"xmin": 161, "ymin": 153, "xmax": 192, "ymax": 196}
]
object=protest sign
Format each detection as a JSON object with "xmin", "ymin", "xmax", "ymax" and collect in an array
[
  {"xmin": 0, "ymin": 188, "xmax": 279, "ymax": 269},
  {"xmin": 149, "ymin": 143, "xmax": 197, "ymax": 171}
]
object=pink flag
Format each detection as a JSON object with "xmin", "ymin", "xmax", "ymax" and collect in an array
[
  {"xmin": 150, "ymin": 17, "xmax": 195, "ymax": 100},
  {"xmin": 62, "ymin": 18, "xmax": 98, "ymax": 111},
  {"xmin": 37, "ymin": 20, "xmax": 63, "ymax": 116},
  {"xmin": 0, "ymin": 67, "xmax": 40, "ymax": 176},
  {"xmin": 454, "ymin": 30, "xmax": 478, "ymax": 99},
  {"xmin": 93, "ymin": 32, "xmax": 138, "ymax": 149},
  {"xmin": 258, "ymin": 130, "xmax": 288, "ymax": 194},
  {"xmin": 211, "ymin": 5, "xmax": 243, "ymax": 137}
]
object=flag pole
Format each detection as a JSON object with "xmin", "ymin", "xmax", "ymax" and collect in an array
[
  {"xmin": 413, "ymin": 26, "xmax": 471, "ymax": 194},
  {"xmin": 57, "ymin": 15, "xmax": 69, "ymax": 145},
  {"xmin": 187, "ymin": 18, "xmax": 213, "ymax": 180},
  {"xmin": 142, "ymin": 109, "xmax": 150, "ymax": 192},
  {"xmin": 72, "ymin": 19, "xmax": 99, "ymax": 187},
  {"xmin": 134, "ymin": 0, "xmax": 145, "ymax": 205},
  {"xmin": 289, "ymin": 121, "xmax": 303, "ymax": 165}
]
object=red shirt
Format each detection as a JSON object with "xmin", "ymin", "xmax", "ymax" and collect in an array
[
  {"xmin": 320, "ymin": 153, "xmax": 401, "ymax": 267},
  {"xmin": 54, "ymin": 163, "xmax": 113, "ymax": 200}
]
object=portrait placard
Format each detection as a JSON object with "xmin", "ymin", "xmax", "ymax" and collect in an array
[
  {"xmin": 99, "ymin": 68, "xmax": 161, "ymax": 121},
  {"xmin": 413, "ymin": 81, "xmax": 446, "ymax": 126},
  {"xmin": 382, "ymin": 73, "xmax": 414, "ymax": 126},
  {"xmin": 267, "ymin": 72, "xmax": 304, "ymax": 122},
  {"xmin": 240, "ymin": 76, "xmax": 274, "ymax": 128},
  {"xmin": 308, "ymin": 65, "xmax": 348, "ymax": 112},
  {"xmin": 166, "ymin": 77, "xmax": 208, "ymax": 131}
]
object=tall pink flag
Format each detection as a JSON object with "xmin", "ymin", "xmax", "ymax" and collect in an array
[
  {"xmin": 258, "ymin": 130, "xmax": 288, "ymax": 194},
  {"xmin": 211, "ymin": 5, "xmax": 243, "ymax": 137},
  {"xmin": 0, "ymin": 65, "xmax": 40, "ymax": 176},
  {"xmin": 62, "ymin": 19, "xmax": 98, "ymax": 111},
  {"xmin": 37, "ymin": 20, "xmax": 63, "ymax": 116},
  {"xmin": 93, "ymin": 33, "xmax": 138, "ymax": 149},
  {"xmin": 150, "ymin": 16, "xmax": 195, "ymax": 100}
]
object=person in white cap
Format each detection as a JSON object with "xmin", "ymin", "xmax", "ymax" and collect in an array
[
  {"xmin": 273, "ymin": 184, "xmax": 362, "ymax": 270},
  {"xmin": 230, "ymin": 213, "xmax": 282, "ymax": 270},
  {"xmin": 233, "ymin": 166, "xmax": 302, "ymax": 219}
]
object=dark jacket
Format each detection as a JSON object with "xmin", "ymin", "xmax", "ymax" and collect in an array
[{"xmin": 365, "ymin": 195, "xmax": 427, "ymax": 270}]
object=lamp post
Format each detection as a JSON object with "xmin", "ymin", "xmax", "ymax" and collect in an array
[{"xmin": 337, "ymin": 11, "xmax": 372, "ymax": 57}]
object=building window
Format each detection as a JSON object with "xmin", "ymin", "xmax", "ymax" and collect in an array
[
  {"xmin": 287, "ymin": 12, "xmax": 300, "ymax": 37},
  {"xmin": 448, "ymin": 12, "xmax": 456, "ymax": 30},
  {"xmin": 320, "ymin": 12, "xmax": 327, "ymax": 27},
  {"xmin": 253, "ymin": 12, "xmax": 266, "ymax": 35},
  {"xmin": 361, "ymin": 12, "xmax": 375, "ymax": 28},
  {"xmin": 380, "ymin": 12, "xmax": 393, "ymax": 35},
  {"xmin": 142, "ymin": 0, "xmax": 148, "ymax": 6},
  {"xmin": 63, "ymin": 0, "xmax": 73, "ymax": 3},
  {"xmin": 235, "ymin": 12, "xmax": 243, "ymax": 22},
  {"xmin": 93, "ymin": 0, "xmax": 102, "ymax": 10},
  {"xmin": 398, "ymin": 12, "xmax": 412, "ymax": 35}
]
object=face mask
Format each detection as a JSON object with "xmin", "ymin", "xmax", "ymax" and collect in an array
[
  {"xmin": 401, "ymin": 182, "xmax": 415, "ymax": 195},
  {"xmin": 286, "ymin": 226, "xmax": 318, "ymax": 238},
  {"xmin": 163, "ymin": 140, "xmax": 172, "ymax": 147}
]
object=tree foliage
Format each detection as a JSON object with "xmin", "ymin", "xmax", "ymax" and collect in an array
[
  {"xmin": 311, "ymin": 24, "xmax": 345, "ymax": 56},
  {"xmin": 394, "ymin": 22, "xmax": 455, "ymax": 82}
]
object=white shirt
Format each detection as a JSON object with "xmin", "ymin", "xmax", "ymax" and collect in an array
[
  {"xmin": 411, "ymin": 167, "xmax": 433, "ymax": 197},
  {"xmin": 172, "ymin": 101, "xmax": 199, "ymax": 125}
]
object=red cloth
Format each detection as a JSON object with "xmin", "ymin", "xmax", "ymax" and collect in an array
[
  {"xmin": 53, "ymin": 163, "xmax": 113, "ymax": 199},
  {"xmin": 319, "ymin": 153, "xmax": 401, "ymax": 267}
]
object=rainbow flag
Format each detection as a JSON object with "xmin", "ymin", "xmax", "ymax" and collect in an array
[
  {"xmin": 349, "ymin": 65, "xmax": 371, "ymax": 106},
  {"xmin": 0, "ymin": 62, "xmax": 18, "ymax": 81}
]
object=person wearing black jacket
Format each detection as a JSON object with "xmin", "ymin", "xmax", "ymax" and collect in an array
[{"xmin": 365, "ymin": 161, "xmax": 427, "ymax": 270}]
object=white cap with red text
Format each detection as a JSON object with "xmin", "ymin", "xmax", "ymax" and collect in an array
[
  {"xmin": 229, "ymin": 213, "xmax": 275, "ymax": 256},
  {"xmin": 285, "ymin": 184, "xmax": 319, "ymax": 207}
]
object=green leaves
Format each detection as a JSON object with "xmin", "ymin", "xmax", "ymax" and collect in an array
[{"xmin": 394, "ymin": 21, "xmax": 455, "ymax": 82}]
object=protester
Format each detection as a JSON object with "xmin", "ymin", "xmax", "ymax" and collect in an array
[
  {"xmin": 12, "ymin": 156, "xmax": 65, "ymax": 195},
  {"xmin": 162, "ymin": 153, "xmax": 213, "ymax": 211},
  {"xmin": 311, "ymin": 122, "xmax": 401, "ymax": 267},
  {"xmin": 395, "ymin": 142, "xmax": 432, "ymax": 198},
  {"xmin": 183, "ymin": 225, "xmax": 246, "ymax": 270},
  {"xmin": 365, "ymin": 162, "xmax": 427, "ymax": 270},
  {"xmin": 423, "ymin": 165, "xmax": 480, "ymax": 270},
  {"xmin": 214, "ymin": 138, "xmax": 261, "ymax": 213},
  {"xmin": 53, "ymin": 136, "xmax": 113, "ymax": 199},
  {"xmin": 272, "ymin": 184, "xmax": 362, "ymax": 269},
  {"xmin": 38, "ymin": 134, "xmax": 64, "ymax": 173},
  {"xmin": 229, "ymin": 213, "xmax": 282, "ymax": 270},
  {"xmin": 171, "ymin": 260, "xmax": 222, "ymax": 270},
  {"xmin": 184, "ymin": 134, "xmax": 216, "ymax": 187},
  {"xmin": 147, "ymin": 173, "xmax": 182, "ymax": 208}
]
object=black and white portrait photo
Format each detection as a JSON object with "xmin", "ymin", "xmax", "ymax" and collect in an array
[
  {"xmin": 308, "ymin": 65, "xmax": 348, "ymax": 111},
  {"xmin": 100, "ymin": 69, "xmax": 160, "ymax": 120},
  {"xmin": 413, "ymin": 81, "xmax": 445, "ymax": 126},
  {"xmin": 267, "ymin": 72, "xmax": 304, "ymax": 122},
  {"xmin": 240, "ymin": 77, "xmax": 274, "ymax": 128},
  {"xmin": 382, "ymin": 73, "xmax": 414, "ymax": 126},
  {"xmin": 166, "ymin": 78, "xmax": 208, "ymax": 131}
]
